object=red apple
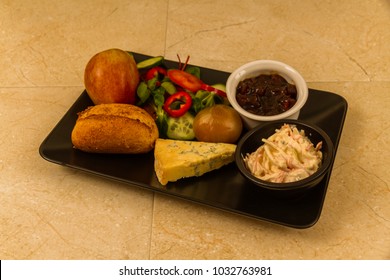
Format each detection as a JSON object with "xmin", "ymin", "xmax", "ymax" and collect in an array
[{"xmin": 84, "ymin": 49, "xmax": 139, "ymax": 105}]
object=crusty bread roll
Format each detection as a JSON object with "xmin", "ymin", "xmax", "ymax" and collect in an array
[{"xmin": 71, "ymin": 103, "xmax": 158, "ymax": 154}]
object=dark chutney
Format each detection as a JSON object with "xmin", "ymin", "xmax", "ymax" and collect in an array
[{"xmin": 236, "ymin": 74, "xmax": 297, "ymax": 116}]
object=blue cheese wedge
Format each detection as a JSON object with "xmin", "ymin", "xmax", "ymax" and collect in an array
[{"xmin": 154, "ymin": 139, "xmax": 236, "ymax": 185}]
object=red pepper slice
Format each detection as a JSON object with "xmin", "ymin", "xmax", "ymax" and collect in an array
[
  {"xmin": 145, "ymin": 66, "xmax": 167, "ymax": 80},
  {"xmin": 163, "ymin": 91, "xmax": 193, "ymax": 118},
  {"xmin": 167, "ymin": 69, "xmax": 203, "ymax": 93},
  {"xmin": 168, "ymin": 69, "xmax": 227, "ymax": 98},
  {"xmin": 200, "ymin": 84, "xmax": 227, "ymax": 97}
]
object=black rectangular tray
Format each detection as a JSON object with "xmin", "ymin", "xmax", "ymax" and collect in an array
[{"xmin": 39, "ymin": 53, "xmax": 347, "ymax": 228}]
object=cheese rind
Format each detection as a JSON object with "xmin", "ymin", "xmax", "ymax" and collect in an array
[{"xmin": 154, "ymin": 139, "xmax": 236, "ymax": 185}]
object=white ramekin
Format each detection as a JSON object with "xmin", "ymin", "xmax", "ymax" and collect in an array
[{"xmin": 226, "ymin": 60, "xmax": 308, "ymax": 129}]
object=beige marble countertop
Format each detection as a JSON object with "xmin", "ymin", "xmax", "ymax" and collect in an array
[{"xmin": 1, "ymin": 0, "xmax": 389, "ymax": 260}]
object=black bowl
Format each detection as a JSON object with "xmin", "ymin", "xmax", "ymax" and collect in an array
[{"xmin": 235, "ymin": 120, "xmax": 334, "ymax": 195}]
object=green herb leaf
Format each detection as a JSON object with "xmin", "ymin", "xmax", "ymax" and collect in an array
[
  {"xmin": 136, "ymin": 82, "xmax": 150, "ymax": 105},
  {"xmin": 161, "ymin": 81, "xmax": 176, "ymax": 95},
  {"xmin": 152, "ymin": 89, "xmax": 165, "ymax": 107},
  {"xmin": 147, "ymin": 77, "xmax": 158, "ymax": 90},
  {"xmin": 156, "ymin": 105, "xmax": 168, "ymax": 137},
  {"xmin": 185, "ymin": 66, "xmax": 201, "ymax": 79}
]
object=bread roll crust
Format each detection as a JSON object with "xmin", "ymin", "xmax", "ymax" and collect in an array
[{"xmin": 71, "ymin": 103, "xmax": 158, "ymax": 154}]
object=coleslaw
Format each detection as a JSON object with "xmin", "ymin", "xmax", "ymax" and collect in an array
[{"xmin": 243, "ymin": 124, "xmax": 323, "ymax": 183}]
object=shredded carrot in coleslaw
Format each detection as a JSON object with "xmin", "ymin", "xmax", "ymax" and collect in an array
[{"xmin": 243, "ymin": 124, "xmax": 323, "ymax": 183}]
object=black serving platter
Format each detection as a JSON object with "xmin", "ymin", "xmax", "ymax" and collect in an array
[{"xmin": 39, "ymin": 53, "xmax": 347, "ymax": 228}]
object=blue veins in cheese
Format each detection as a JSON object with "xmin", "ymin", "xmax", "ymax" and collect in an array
[{"xmin": 154, "ymin": 138, "xmax": 237, "ymax": 185}]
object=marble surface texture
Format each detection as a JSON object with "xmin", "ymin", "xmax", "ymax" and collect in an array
[{"xmin": 1, "ymin": 0, "xmax": 389, "ymax": 259}]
